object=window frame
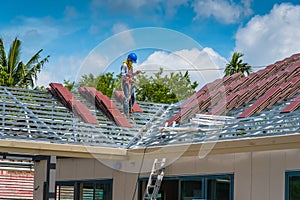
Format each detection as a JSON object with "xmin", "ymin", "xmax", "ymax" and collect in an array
[
  {"xmin": 285, "ymin": 170, "xmax": 300, "ymax": 200},
  {"xmin": 138, "ymin": 173, "xmax": 234, "ymax": 200},
  {"xmin": 55, "ymin": 179, "xmax": 113, "ymax": 200}
]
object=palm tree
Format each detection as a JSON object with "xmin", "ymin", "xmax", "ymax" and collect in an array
[
  {"xmin": 224, "ymin": 52, "xmax": 252, "ymax": 77},
  {"xmin": 0, "ymin": 37, "xmax": 50, "ymax": 88}
]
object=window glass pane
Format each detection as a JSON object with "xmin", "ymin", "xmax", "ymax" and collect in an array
[
  {"xmin": 180, "ymin": 180, "xmax": 203, "ymax": 200},
  {"xmin": 95, "ymin": 183, "xmax": 112, "ymax": 200},
  {"xmin": 289, "ymin": 176, "xmax": 300, "ymax": 200},
  {"xmin": 58, "ymin": 185, "xmax": 74, "ymax": 200},
  {"xmin": 80, "ymin": 183, "xmax": 94, "ymax": 200},
  {"xmin": 207, "ymin": 178, "xmax": 230, "ymax": 200}
]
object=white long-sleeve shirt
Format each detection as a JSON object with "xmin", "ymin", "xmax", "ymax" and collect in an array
[{"xmin": 121, "ymin": 62, "xmax": 133, "ymax": 81}]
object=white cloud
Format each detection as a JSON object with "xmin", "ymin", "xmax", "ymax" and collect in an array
[
  {"xmin": 164, "ymin": 0, "xmax": 189, "ymax": 17},
  {"xmin": 90, "ymin": 0, "xmax": 189, "ymax": 19},
  {"xmin": 1, "ymin": 17, "xmax": 59, "ymax": 56},
  {"xmin": 93, "ymin": 0, "xmax": 148, "ymax": 10},
  {"xmin": 0, "ymin": 16, "xmax": 80, "ymax": 61},
  {"xmin": 64, "ymin": 6, "xmax": 78, "ymax": 21},
  {"xmin": 192, "ymin": 0, "xmax": 253, "ymax": 24},
  {"xmin": 36, "ymin": 71, "xmax": 56, "ymax": 87},
  {"xmin": 36, "ymin": 52, "xmax": 112, "ymax": 87},
  {"xmin": 139, "ymin": 48, "xmax": 227, "ymax": 88},
  {"xmin": 90, "ymin": 0, "xmax": 147, "ymax": 13},
  {"xmin": 0, "ymin": 16, "xmax": 84, "ymax": 87},
  {"xmin": 235, "ymin": 3, "xmax": 300, "ymax": 66},
  {"xmin": 111, "ymin": 23, "xmax": 135, "ymax": 51},
  {"xmin": 77, "ymin": 52, "xmax": 110, "ymax": 82},
  {"xmin": 112, "ymin": 23, "xmax": 129, "ymax": 34},
  {"xmin": 89, "ymin": 24, "xmax": 101, "ymax": 35},
  {"xmin": 36, "ymin": 55, "xmax": 85, "ymax": 87}
]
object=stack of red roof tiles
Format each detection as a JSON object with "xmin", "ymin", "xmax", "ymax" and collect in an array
[
  {"xmin": 48, "ymin": 83, "xmax": 98, "ymax": 124},
  {"xmin": 48, "ymin": 84, "xmax": 143, "ymax": 128},
  {"xmin": 79, "ymin": 87, "xmax": 132, "ymax": 128}
]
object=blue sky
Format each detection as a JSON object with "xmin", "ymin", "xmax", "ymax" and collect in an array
[{"xmin": 1, "ymin": 0, "xmax": 300, "ymax": 87}]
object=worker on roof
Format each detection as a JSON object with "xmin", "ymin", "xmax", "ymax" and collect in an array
[{"xmin": 120, "ymin": 52, "xmax": 141, "ymax": 116}]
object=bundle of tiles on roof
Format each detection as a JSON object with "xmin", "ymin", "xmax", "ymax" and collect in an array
[
  {"xmin": 48, "ymin": 83, "xmax": 98, "ymax": 124},
  {"xmin": 79, "ymin": 87, "xmax": 132, "ymax": 128}
]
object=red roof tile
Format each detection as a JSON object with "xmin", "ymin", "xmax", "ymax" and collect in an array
[
  {"xmin": 281, "ymin": 94, "xmax": 300, "ymax": 113},
  {"xmin": 166, "ymin": 73, "xmax": 243, "ymax": 126},
  {"xmin": 79, "ymin": 87, "xmax": 132, "ymax": 128},
  {"xmin": 49, "ymin": 83, "xmax": 98, "ymax": 124},
  {"xmin": 166, "ymin": 53, "xmax": 300, "ymax": 125}
]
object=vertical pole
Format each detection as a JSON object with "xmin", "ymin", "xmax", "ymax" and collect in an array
[
  {"xmin": 46, "ymin": 156, "xmax": 56, "ymax": 200},
  {"xmin": 2, "ymin": 95, "xmax": 5, "ymax": 134}
]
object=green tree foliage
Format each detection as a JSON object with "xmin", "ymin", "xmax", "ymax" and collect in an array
[
  {"xmin": 78, "ymin": 72, "xmax": 119, "ymax": 98},
  {"xmin": 96, "ymin": 72, "xmax": 119, "ymax": 98},
  {"xmin": 63, "ymin": 79, "xmax": 75, "ymax": 92},
  {"xmin": 78, "ymin": 69, "xmax": 198, "ymax": 103},
  {"xmin": 136, "ymin": 68, "xmax": 198, "ymax": 104},
  {"xmin": 0, "ymin": 37, "xmax": 50, "ymax": 88},
  {"xmin": 224, "ymin": 52, "xmax": 252, "ymax": 77},
  {"xmin": 0, "ymin": 65, "xmax": 9, "ymax": 86},
  {"xmin": 78, "ymin": 73, "xmax": 100, "ymax": 88}
]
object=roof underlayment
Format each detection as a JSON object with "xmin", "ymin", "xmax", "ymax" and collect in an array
[{"xmin": 0, "ymin": 53, "xmax": 299, "ymax": 150}]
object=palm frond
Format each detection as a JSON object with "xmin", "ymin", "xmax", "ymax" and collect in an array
[
  {"xmin": 21, "ymin": 55, "xmax": 49, "ymax": 88},
  {"xmin": 13, "ymin": 62, "xmax": 26, "ymax": 86},
  {"xmin": 224, "ymin": 52, "xmax": 252, "ymax": 77},
  {"xmin": 25, "ymin": 49, "xmax": 43, "ymax": 68},
  {"xmin": 0, "ymin": 37, "xmax": 50, "ymax": 88},
  {"xmin": 8, "ymin": 38, "xmax": 21, "ymax": 84},
  {"xmin": 0, "ymin": 38, "xmax": 8, "ymax": 68}
]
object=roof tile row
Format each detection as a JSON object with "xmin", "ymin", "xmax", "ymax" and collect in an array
[{"xmin": 166, "ymin": 53, "xmax": 300, "ymax": 125}]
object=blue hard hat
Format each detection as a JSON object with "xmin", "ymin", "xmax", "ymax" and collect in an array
[{"xmin": 127, "ymin": 53, "xmax": 137, "ymax": 63}]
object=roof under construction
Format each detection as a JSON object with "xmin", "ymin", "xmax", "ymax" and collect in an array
[{"xmin": 0, "ymin": 53, "xmax": 299, "ymax": 152}]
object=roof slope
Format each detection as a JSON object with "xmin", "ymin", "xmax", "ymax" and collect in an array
[
  {"xmin": 134, "ymin": 53, "xmax": 300, "ymax": 147},
  {"xmin": 0, "ymin": 53, "xmax": 299, "ymax": 149},
  {"xmin": 0, "ymin": 85, "xmax": 173, "ymax": 148}
]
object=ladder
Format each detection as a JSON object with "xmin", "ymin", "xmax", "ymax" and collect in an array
[{"xmin": 143, "ymin": 158, "xmax": 166, "ymax": 200}]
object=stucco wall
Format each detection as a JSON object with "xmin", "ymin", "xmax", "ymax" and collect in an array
[
  {"xmin": 33, "ymin": 160, "xmax": 47, "ymax": 199},
  {"xmin": 34, "ymin": 149, "xmax": 300, "ymax": 200}
]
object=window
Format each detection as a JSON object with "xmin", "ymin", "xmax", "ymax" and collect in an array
[
  {"xmin": 180, "ymin": 180, "xmax": 203, "ymax": 200},
  {"xmin": 55, "ymin": 179, "xmax": 112, "ymax": 200},
  {"xmin": 139, "ymin": 174, "xmax": 233, "ymax": 200},
  {"xmin": 286, "ymin": 171, "xmax": 300, "ymax": 200},
  {"xmin": 207, "ymin": 177, "xmax": 231, "ymax": 200},
  {"xmin": 56, "ymin": 184, "xmax": 74, "ymax": 200}
]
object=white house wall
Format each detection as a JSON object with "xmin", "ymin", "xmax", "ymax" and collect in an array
[{"xmin": 34, "ymin": 149, "xmax": 300, "ymax": 200}]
